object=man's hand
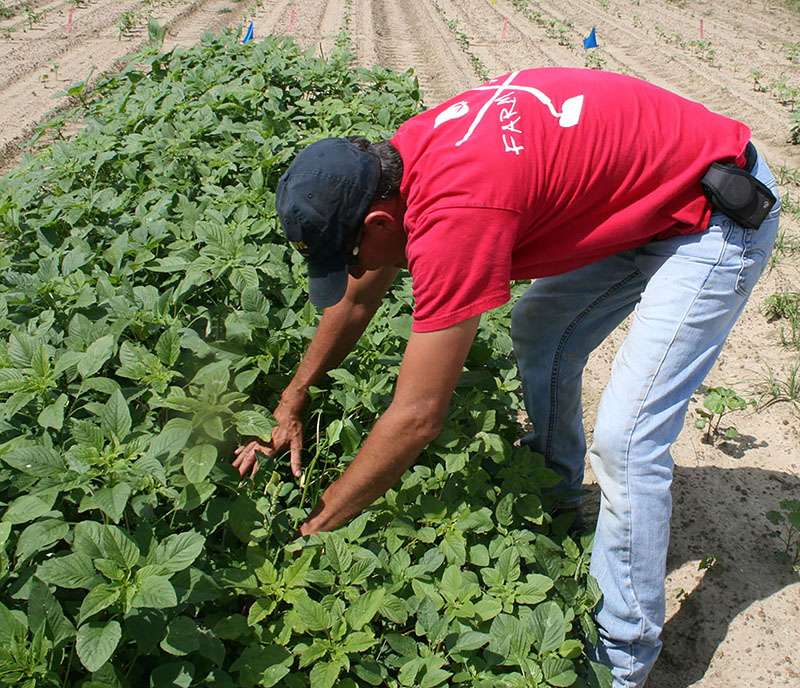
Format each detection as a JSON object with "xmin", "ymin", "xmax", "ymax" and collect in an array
[
  {"xmin": 299, "ymin": 315, "xmax": 481, "ymax": 535},
  {"xmin": 232, "ymin": 392, "xmax": 305, "ymax": 479},
  {"xmin": 232, "ymin": 267, "xmax": 399, "ymax": 481}
]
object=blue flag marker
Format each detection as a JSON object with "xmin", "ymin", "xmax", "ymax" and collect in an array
[
  {"xmin": 583, "ymin": 27, "xmax": 597, "ymax": 50},
  {"xmin": 243, "ymin": 21, "xmax": 254, "ymax": 44}
]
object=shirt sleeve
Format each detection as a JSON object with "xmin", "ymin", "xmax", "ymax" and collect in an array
[{"xmin": 407, "ymin": 206, "xmax": 522, "ymax": 333}]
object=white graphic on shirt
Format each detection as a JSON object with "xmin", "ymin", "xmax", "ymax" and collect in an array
[
  {"xmin": 434, "ymin": 101, "xmax": 470, "ymax": 128},
  {"xmin": 451, "ymin": 71, "xmax": 584, "ymax": 152}
]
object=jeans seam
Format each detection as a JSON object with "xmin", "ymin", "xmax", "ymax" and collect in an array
[
  {"xmin": 617, "ymin": 255, "xmax": 722, "ymax": 650},
  {"xmin": 544, "ymin": 269, "xmax": 642, "ymax": 461}
]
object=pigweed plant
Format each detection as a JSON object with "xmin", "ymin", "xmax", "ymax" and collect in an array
[
  {"xmin": 0, "ymin": 31, "xmax": 610, "ymax": 688},
  {"xmin": 766, "ymin": 500, "xmax": 800, "ymax": 573}
]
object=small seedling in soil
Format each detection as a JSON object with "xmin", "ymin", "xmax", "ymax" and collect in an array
[
  {"xmin": 118, "ymin": 11, "xmax": 137, "ymax": 38},
  {"xmin": 24, "ymin": 3, "xmax": 48, "ymax": 28},
  {"xmin": 750, "ymin": 68, "xmax": 766, "ymax": 92},
  {"xmin": 774, "ymin": 164, "xmax": 800, "ymax": 186},
  {"xmin": 695, "ymin": 386, "xmax": 754, "ymax": 444},
  {"xmin": 0, "ymin": 1, "xmax": 13, "ymax": 18},
  {"xmin": 762, "ymin": 290, "xmax": 800, "ymax": 349},
  {"xmin": 766, "ymin": 500, "xmax": 800, "ymax": 573},
  {"xmin": 756, "ymin": 357, "xmax": 800, "ymax": 410},
  {"xmin": 698, "ymin": 551, "xmax": 725, "ymax": 574},
  {"xmin": 584, "ymin": 52, "xmax": 606, "ymax": 70}
]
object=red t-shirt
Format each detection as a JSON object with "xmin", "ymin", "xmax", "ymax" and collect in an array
[{"xmin": 390, "ymin": 68, "xmax": 751, "ymax": 333}]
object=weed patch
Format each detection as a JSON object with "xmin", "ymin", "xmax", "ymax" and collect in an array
[{"xmin": 0, "ymin": 31, "xmax": 608, "ymax": 688}]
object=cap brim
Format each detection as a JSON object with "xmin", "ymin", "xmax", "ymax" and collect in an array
[{"xmin": 307, "ymin": 252, "xmax": 349, "ymax": 308}]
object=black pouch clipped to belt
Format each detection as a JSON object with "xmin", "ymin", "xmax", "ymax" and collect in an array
[{"xmin": 700, "ymin": 162, "xmax": 777, "ymax": 229}]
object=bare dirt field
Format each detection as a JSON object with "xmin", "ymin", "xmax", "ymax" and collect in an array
[{"xmin": 1, "ymin": 0, "xmax": 799, "ymax": 686}]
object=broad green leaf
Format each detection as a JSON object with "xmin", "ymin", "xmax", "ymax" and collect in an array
[
  {"xmin": 132, "ymin": 574, "xmax": 178, "ymax": 609},
  {"xmin": 496, "ymin": 548, "xmax": 521, "ymax": 582},
  {"xmin": 76, "ymin": 620, "xmax": 121, "ymax": 672},
  {"xmin": 182, "ymin": 444, "xmax": 217, "ymax": 483},
  {"xmin": 2, "ymin": 446, "xmax": 64, "ymax": 477},
  {"xmin": 419, "ymin": 665, "xmax": 452, "ymax": 688},
  {"xmin": 324, "ymin": 532, "xmax": 352, "ymax": 573},
  {"xmin": 452, "ymin": 631, "xmax": 491, "ymax": 653},
  {"xmin": 79, "ymin": 483, "xmax": 132, "ymax": 523},
  {"xmin": 147, "ymin": 419, "xmax": 191, "ymax": 459},
  {"xmin": 79, "ymin": 583, "xmax": 121, "ymax": 624},
  {"xmin": 160, "ymin": 616, "xmax": 200, "ymax": 656},
  {"xmin": 37, "ymin": 393, "xmax": 68, "ymax": 430},
  {"xmin": 309, "ymin": 660, "xmax": 342, "ymax": 688},
  {"xmin": 156, "ymin": 329, "xmax": 181, "ymax": 367},
  {"xmin": 37, "ymin": 552, "xmax": 101, "ymax": 589},
  {"xmin": 27, "ymin": 576, "xmax": 75, "ymax": 645},
  {"xmin": 2, "ymin": 492, "xmax": 56, "ymax": 525},
  {"xmin": 345, "ymin": 588, "xmax": 385, "ymax": 631},
  {"xmin": 530, "ymin": 600, "xmax": 567, "ymax": 654},
  {"xmin": 293, "ymin": 594, "xmax": 329, "ymax": 632},
  {"xmin": 78, "ymin": 335, "xmax": 115, "ymax": 379},
  {"xmin": 543, "ymin": 657, "xmax": 577, "ymax": 686},
  {"xmin": 233, "ymin": 410, "xmax": 274, "ymax": 442},
  {"xmin": 342, "ymin": 630, "xmax": 378, "ymax": 653},
  {"xmin": 101, "ymin": 526, "xmax": 139, "ymax": 569},
  {"xmin": 15, "ymin": 518, "xmax": 69, "ymax": 565},
  {"xmin": 0, "ymin": 601, "xmax": 26, "ymax": 644},
  {"xmin": 100, "ymin": 389, "xmax": 131, "ymax": 441},
  {"xmin": 152, "ymin": 530, "xmax": 205, "ymax": 572},
  {"xmin": 147, "ymin": 15, "xmax": 166, "ymax": 50}
]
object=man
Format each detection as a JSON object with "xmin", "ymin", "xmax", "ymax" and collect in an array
[{"xmin": 232, "ymin": 68, "xmax": 780, "ymax": 687}]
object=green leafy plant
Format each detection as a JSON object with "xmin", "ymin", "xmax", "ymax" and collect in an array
[
  {"xmin": 0, "ymin": 2, "xmax": 13, "ymax": 19},
  {"xmin": 0, "ymin": 31, "xmax": 609, "ymax": 687},
  {"xmin": 431, "ymin": 2, "xmax": 490, "ymax": 81},
  {"xmin": 694, "ymin": 386, "xmax": 754, "ymax": 444},
  {"xmin": 762, "ymin": 290, "xmax": 800, "ymax": 348},
  {"xmin": 756, "ymin": 357, "xmax": 800, "ymax": 410},
  {"xmin": 584, "ymin": 52, "xmax": 605, "ymax": 70},
  {"xmin": 117, "ymin": 11, "xmax": 137, "ymax": 39},
  {"xmin": 750, "ymin": 68, "xmax": 766, "ymax": 92},
  {"xmin": 766, "ymin": 500, "xmax": 800, "ymax": 572},
  {"xmin": 24, "ymin": 3, "xmax": 48, "ymax": 28}
]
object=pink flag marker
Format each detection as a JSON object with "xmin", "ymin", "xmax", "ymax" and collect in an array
[
  {"xmin": 289, "ymin": 8, "xmax": 295, "ymax": 32},
  {"xmin": 67, "ymin": 7, "xmax": 73, "ymax": 32},
  {"xmin": 501, "ymin": 16, "xmax": 508, "ymax": 39},
  {"xmin": 700, "ymin": 18, "xmax": 704, "ymax": 39}
]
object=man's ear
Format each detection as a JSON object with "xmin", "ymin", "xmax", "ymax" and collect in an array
[{"xmin": 364, "ymin": 209, "xmax": 396, "ymax": 232}]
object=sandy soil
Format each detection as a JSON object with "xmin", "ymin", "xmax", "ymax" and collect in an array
[{"xmin": 1, "ymin": 0, "xmax": 799, "ymax": 686}]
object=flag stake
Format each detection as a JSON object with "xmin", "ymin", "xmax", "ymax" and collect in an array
[
  {"xmin": 289, "ymin": 8, "xmax": 295, "ymax": 32},
  {"xmin": 67, "ymin": 7, "xmax": 73, "ymax": 33},
  {"xmin": 583, "ymin": 27, "xmax": 597, "ymax": 51},
  {"xmin": 501, "ymin": 16, "xmax": 508, "ymax": 39},
  {"xmin": 700, "ymin": 18, "xmax": 704, "ymax": 39},
  {"xmin": 242, "ymin": 20, "xmax": 254, "ymax": 44}
]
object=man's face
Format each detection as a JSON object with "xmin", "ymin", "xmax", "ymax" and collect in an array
[{"xmin": 348, "ymin": 200, "xmax": 407, "ymax": 277}]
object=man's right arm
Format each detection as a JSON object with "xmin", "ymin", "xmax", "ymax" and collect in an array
[{"xmin": 233, "ymin": 265, "xmax": 400, "ymax": 478}]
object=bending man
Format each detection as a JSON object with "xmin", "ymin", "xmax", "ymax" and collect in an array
[{"xmin": 233, "ymin": 68, "xmax": 780, "ymax": 688}]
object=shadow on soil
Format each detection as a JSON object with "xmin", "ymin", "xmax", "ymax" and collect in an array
[{"xmin": 583, "ymin": 464, "xmax": 800, "ymax": 688}]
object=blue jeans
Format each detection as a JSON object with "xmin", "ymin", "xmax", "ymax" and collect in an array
[{"xmin": 511, "ymin": 154, "xmax": 780, "ymax": 688}]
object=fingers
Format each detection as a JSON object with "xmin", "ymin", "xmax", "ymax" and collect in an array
[
  {"xmin": 232, "ymin": 436, "xmax": 304, "ymax": 481},
  {"xmin": 232, "ymin": 440, "xmax": 269, "ymax": 478},
  {"xmin": 290, "ymin": 439, "xmax": 303, "ymax": 479}
]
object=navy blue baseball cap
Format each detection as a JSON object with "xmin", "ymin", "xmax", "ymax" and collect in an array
[{"xmin": 276, "ymin": 138, "xmax": 380, "ymax": 308}]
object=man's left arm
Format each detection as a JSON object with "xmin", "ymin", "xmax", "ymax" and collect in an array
[{"xmin": 298, "ymin": 314, "xmax": 481, "ymax": 535}]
